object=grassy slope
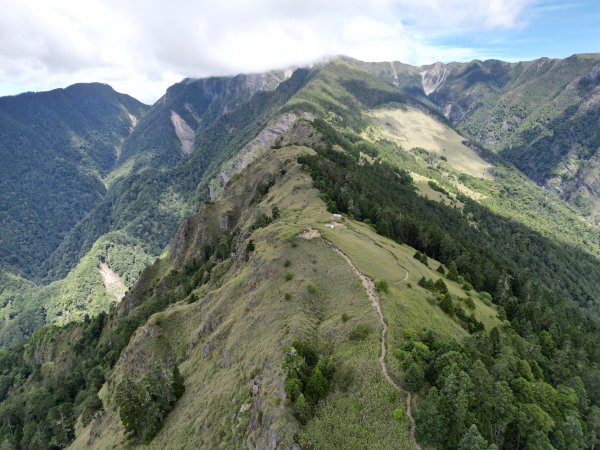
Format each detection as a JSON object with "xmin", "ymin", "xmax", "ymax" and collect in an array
[
  {"xmin": 369, "ymin": 106, "xmax": 492, "ymax": 179},
  {"xmin": 71, "ymin": 143, "xmax": 496, "ymax": 449},
  {"xmin": 364, "ymin": 104, "xmax": 600, "ymax": 266}
]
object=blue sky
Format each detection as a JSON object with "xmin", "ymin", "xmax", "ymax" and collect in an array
[
  {"xmin": 436, "ymin": 0, "xmax": 600, "ymax": 62},
  {"xmin": 0, "ymin": 0, "xmax": 598, "ymax": 103}
]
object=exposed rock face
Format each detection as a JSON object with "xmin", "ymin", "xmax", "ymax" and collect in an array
[
  {"xmin": 97, "ymin": 262, "xmax": 126, "ymax": 301},
  {"xmin": 170, "ymin": 110, "xmax": 195, "ymax": 155},
  {"xmin": 420, "ymin": 62, "xmax": 450, "ymax": 95},
  {"xmin": 209, "ymin": 112, "xmax": 314, "ymax": 200}
]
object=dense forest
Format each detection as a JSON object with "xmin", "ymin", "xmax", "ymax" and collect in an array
[{"xmin": 297, "ymin": 118, "xmax": 600, "ymax": 449}]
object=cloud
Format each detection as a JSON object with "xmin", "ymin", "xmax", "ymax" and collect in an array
[{"xmin": 0, "ymin": 0, "xmax": 538, "ymax": 103}]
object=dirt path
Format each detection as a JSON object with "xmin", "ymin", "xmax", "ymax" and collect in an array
[{"xmin": 328, "ymin": 241, "xmax": 421, "ymax": 450}]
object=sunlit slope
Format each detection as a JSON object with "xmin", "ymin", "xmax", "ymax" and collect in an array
[
  {"xmin": 70, "ymin": 142, "xmax": 498, "ymax": 449},
  {"xmin": 369, "ymin": 106, "xmax": 492, "ymax": 179}
]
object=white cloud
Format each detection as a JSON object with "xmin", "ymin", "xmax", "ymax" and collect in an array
[{"xmin": 0, "ymin": 0, "xmax": 537, "ymax": 103}]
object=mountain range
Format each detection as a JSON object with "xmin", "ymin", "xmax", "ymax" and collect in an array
[{"xmin": 0, "ymin": 53, "xmax": 599, "ymax": 449}]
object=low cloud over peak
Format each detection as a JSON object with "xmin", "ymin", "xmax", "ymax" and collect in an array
[{"xmin": 0, "ymin": 0, "xmax": 561, "ymax": 103}]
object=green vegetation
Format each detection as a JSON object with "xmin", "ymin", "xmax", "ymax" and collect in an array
[
  {"xmin": 295, "ymin": 110, "xmax": 600, "ymax": 448},
  {"xmin": 2, "ymin": 55, "xmax": 600, "ymax": 449},
  {"xmin": 116, "ymin": 363, "xmax": 185, "ymax": 443},
  {"xmin": 374, "ymin": 279, "xmax": 389, "ymax": 293},
  {"xmin": 284, "ymin": 341, "xmax": 335, "ymax": 424},
  {"xmin": 430, "ymin": 55, "xmax": 600, "ymax": 219},
  {"xmin": 0, "ymin": 232, "xmax": 153, "ymax": 347},
  {"xmin": 0, "ymin": 83, "xmax": 148, "ymax": 280},
  {"xmin": 349, "ymin": 324, "xmax": 372, "ymax": 341}
]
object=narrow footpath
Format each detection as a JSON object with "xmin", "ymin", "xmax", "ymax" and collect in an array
[{"xmin": 329, "ymin": 242, "xmax": 421, "ymax": 450}]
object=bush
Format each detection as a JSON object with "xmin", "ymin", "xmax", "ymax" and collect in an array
[
  {"xmin": 284, "ymin": 259, "xmax": 291, "ymax": 267},
  {"xmin": 464, "ymin": 296, "xmax": 476, "ymax": 310},
  {"xmin": 272, "ymin": 206, "xmax": 281, "ymax": 220},
  {"xmin": 245, "ymin": 239, "xmax": 255, "ymax": 260},
  {"xmin": 393, "ymin": 407, "xmax": 406, "ymax": 421},
  {"xmin": 439, "ymin": 293, "xmax": 455, "ymax": 317},
  {"xmin": 253, "ymin": 213, "xmax": 272, "ymax": 229},
  {"xmin": 307, "ymin": 284, "xmax": 317, "ymax": 295},
  {"xmin": 413, "ymin": 251, "xmax": 429, "ymax": 266},
  {"xmin": 284, "ymin": 292, "xmax": 292, "ymax": 301},
  {"xmin": 294, "ymin": 394, "xmax": 311, "ymax": 424},
  {"xmin": 349, "ymin": 324, "xmax": 372, "ymax": 340},
  {"xmin": 341, "ymin": 312, "xmax": 350, "ymax": 322},
  {"xmin": 434, "ymin": 278, "xmax": 448, "ymax": 293},
  {"xmin": 375, "ymin": 279, "xmax": 389, "ymax": 293},
  {"xmin": 418, "ymin": 276, "xmax": 435, "ymax": 291},
  {"xmin": 447, "ymin": 261, "xmax": 460, "ymax": 282},
  {"xmin": 284, "ymin": 272, "xmax": 294, "ymax": 281},
  {"xmin": 115, "ymin": 363, "xmax": 184, "ymax": 444},
  {"xmin": 285, "ymin": 377, "xmax": 302, "ymax": 401},
  {"xmin": 81, "ymin": 393, "xmax": 103, "ymax": 426}
]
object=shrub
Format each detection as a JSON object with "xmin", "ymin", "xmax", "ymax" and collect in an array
[
  {"xmin": 285, "ymin": 377, "xmax": 302, "ymax": 401},
  {"xmin": 341, "ymin": 312, "xmax": 350, "ymax": 322},
  {"xmin": 307, "ymin": 284, "xmax": 317, "ymax": 295},
  {"xmin": 284, "ymin": 272, "xmax": 294, "ymax": 281},
  {"xmin": 187, "ymin": 292, "xmax": 199, "ymax": 304},
  {"xmin": 294, "ymin": 394, "xmax": 311, "ymax": 424},
  {"xmin": 464, "ymin": 296, "xmax": 476, "ymax": 310},
  {"xmin": 349, "ymin": 324, "xmax": 372, "ymax": 340},
  {"xmin": 284, "ymin": 259, "xmax": 291, "ymax": 267},
  {"xmin": 447, "ymin": 261, "xmax": 460, "ymax": 282},
  {"xmin": 375, "ymin": 279, "xmax": 389, "ymax": 293},
  {"xmin": 418, "ymin": 276, "xmax": 435, "ymax": 291},
  {"xmin": 272, "ymin": 206, "xmax": 281, "ymax": 220},
  {"xmin": 393, "ymin": 408, "xmax": 406, "ymax": 421},
  {"xmin": 245, "ymin": 239, "xmax": 255, "ymax": 255},
  {"xmin": 253, "ymin": 213, "xmax": 272, "ymax": 229},
  {"xmin": 284, "ymin": 292, "xmax": 292, "ymax": 301},
  {"xmin": 439, "ymin": 293, "xmax": 455, "ymax": 317},
  {"xmin": 284, "ymin": 342, "xmax": 335, "ymax": 424},
  {"xmin": 81, "ymin": 393, "xmax": 103, "ymax": 426},
  {"xmin": 413, "ymin": 251, "xmax": 429, "ymax": 266},
  {"xmin": 115, "ymin": 363, "xmax": 183, "ymax": 444},
  {"xmin": 434, "ymin": 278, "xmax": 448, "ymax": 293}
]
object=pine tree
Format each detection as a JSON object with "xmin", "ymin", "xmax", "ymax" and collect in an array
[
  {"xmin": 458, "ymin": 424, "xmax": 494, "ymax": 450},
  {"xmin": 447, "ymin": 261, "xmax": 460, "ymax": 282}
]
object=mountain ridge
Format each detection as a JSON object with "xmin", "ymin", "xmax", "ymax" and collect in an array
[{"xmin": 0, "ymin": 54, "xmax": 600, "ymax": 449}]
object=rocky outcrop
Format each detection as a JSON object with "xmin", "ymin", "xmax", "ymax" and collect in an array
[
  {"xmin": 170, "ymin": 110, "xmax": 195, "ymax": 155},
  {"xmin": 209, "ymin": 112, "xmax": 314, "ymax": 200},
  {"xmin": 420, "ymin": 62, "xmax": 450, "ymax": 95}
]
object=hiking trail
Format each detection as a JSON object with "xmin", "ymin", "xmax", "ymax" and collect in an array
[{"xmin": 327, "ymin": 240, "xmax": 421, "ymax": 450}]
